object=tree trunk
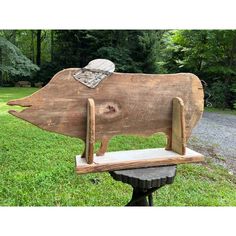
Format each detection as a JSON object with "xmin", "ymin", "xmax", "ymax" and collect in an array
[
  {"xmin": 11, "ymin": 30, "xmax": 16, "ymax": 44},
  {"xmin": 36, "ymin": 30, "xmax": 41, "ymax": 66},
  {"xmin": 31, "ymin": 31, "xmax": 35, "ymax": 63},
  {"xmin": 51, "ymin": 30, "xmax": 54, "ymax": 62},
  {"xmin": 0, "ymin": 47, "xmax": 2, "ymax": 87}
]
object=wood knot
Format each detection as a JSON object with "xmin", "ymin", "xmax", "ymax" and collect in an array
[
  {"xmin": 105, "ymin": 105, "xmax": 116, "ymax": 113},
  {"xmin": 96, "ymin": 101, "xmax": 122, "ymax": 121}
]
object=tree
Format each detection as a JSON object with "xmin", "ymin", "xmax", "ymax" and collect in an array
[
  {"xmin": 36, "ymin": 30, "xmax": 41, "ymax": 66},
  {"xmin": 161, "ymin": 30, "xmax": 236, "ymax": 108},
  {"xmin": 0, "ymin": 36, "xmax": 39, "ymax": 85},
  {"xmin": 31, "ymin": 30, "xmax": 35, "ymax": 63},
  {"xmin": 129, "ymin": 30, "xmax": 165, "ymax": 73},
  {"xmin": 53, "ymin": 30, "xmax": 163, "ymax": 73},
  {"xmin": 51, "ymin": 30, "xmax": 54, "ymax": 62}
]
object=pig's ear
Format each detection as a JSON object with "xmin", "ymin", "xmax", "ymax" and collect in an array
[{"xmin": 7, "ymin": 96, "xmax": 32, "ymax": 107}]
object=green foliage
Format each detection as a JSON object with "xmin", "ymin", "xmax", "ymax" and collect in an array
[
  {"xmin": 209, "ymin": 81, "xmax": 229, "ymax": 108},
  {"xmin": 127, "ymin": 31, "xmax": 162, "ymax": 73},
  {"xmin": 97, "ymin": 46, "xmax": 138, "ymax": 72},
  {"xmin": 10, "ymin": 30, "xmax": 52, "ymax": 64},
  {"xmin": 161, "ymin": 30, "xmax": 236, "ymax": 109},
  {"xmin": 230, "ymin": 83, "xmax": 236, "ymax": 109},
  {"xmin": 1, "ymin": 88, "xmax": 236, "ymax": 206},
  {"xmin": 53, "ymin": 30, "xmax": 162, "ymax": 74},
  {"xmin": 0, "ymin": 36, "xmax": 39, "ymax": 78},
  {"xmin": 32, "ymin": 61, "xmax": 59, "ymax": 85}
]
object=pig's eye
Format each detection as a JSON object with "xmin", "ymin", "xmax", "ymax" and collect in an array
[{"xmin": 106, "ymin": 105, "xmax": 116, "ymax": 113}]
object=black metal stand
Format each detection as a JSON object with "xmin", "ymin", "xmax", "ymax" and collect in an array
[
  {"xmin": 110, "ymin": 165, "xmax": 177, "ymax": 206},
  {"xmin": 126, "ymin": 187, "xmax": 158, "ymax": 206}
]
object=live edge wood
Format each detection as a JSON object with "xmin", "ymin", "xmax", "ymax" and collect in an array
[
  {"xmin": 7, "ymin": 71, "xmax": 204, "ymax": 146},
  {"xmin": 75, "ymin": 148, "xmax": 204, "ymax": 174}
]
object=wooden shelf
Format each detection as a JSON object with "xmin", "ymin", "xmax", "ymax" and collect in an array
[{"xmin": 75, "ymin": 148, "xmax": 204, "ymax": 174}]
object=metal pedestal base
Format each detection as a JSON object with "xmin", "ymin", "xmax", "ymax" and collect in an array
[
  {"xmin": 110, "ymin": 165, "xmax": 177, "ymax": 206},
  {"xmin": 126, "ymin": 187, "xmax": 158, "ymax": 206}
]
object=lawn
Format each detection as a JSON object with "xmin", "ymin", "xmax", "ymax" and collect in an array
[
  {"xmin": 0, "ymin": 87, "xmax": 236, "ymax": 206},
  {"xmin": 205, "ymin": 107, "xmax": 236, "ymax": 115}
]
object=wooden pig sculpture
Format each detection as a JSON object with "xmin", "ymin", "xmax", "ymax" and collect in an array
[{"xmin": 7, "ymin": 59, "xmax": 204, "ymax": 157}]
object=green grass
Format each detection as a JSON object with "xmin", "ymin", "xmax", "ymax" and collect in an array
[
  {"xmin": 205, "ymin": 107, "xmax": 236, "ymax": 115},
  {"xmin": 0, "ymin": 87, "xmax": 236, "ymax": 206}
]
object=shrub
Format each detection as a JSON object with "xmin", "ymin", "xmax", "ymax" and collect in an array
[{"xmin": 209, "ymin": 81, "xmax": 229, "ymax": 109}]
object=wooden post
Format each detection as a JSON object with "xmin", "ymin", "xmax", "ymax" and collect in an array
[
  {"xmin": 85, "ymin": 98, "xmax": 95, "ymax": 164},
  {"xmin": 171, "ymin": 97, "xmax": 186, "ymax": 155}
]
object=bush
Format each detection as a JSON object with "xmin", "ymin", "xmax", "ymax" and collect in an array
[
  {"xmin": 209, "ymin": 81, "xmax": 229, "ymax": 109},
  {"xmin": 32, "ymin": 62, "xmax": 61, "ymax": 85},
  {"xmin": 230, "ymin": 83, "xmax": 236, "ymax": 109}
]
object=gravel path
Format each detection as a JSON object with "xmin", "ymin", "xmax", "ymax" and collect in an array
[{"xmin": 189, "ymin": 112, "xmax": 236, "ymax": 174}]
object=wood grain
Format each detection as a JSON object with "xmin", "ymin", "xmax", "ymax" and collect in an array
[
  {"xmin": 75, "ymin": 148, "xmax": 204, "ymax": 174},
  {"xmin": 85, "ymin": 98, "xmax": 95, "ymax": 164},
  {"xmin": 7, "ymin": 70, "xmax": 204, "ymax": 151},
  {"xmin": 171, "ymin": 97, "xmax": 186, "ymax": 155}
]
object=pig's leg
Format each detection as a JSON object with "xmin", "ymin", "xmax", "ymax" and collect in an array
[
  {"xmin": 81, "ymin": 141, "xmax": 86, "ymax": 158},
  {"xmin": 96, "ymin": 137, "xmax": 110, "ymax": 156},
  {"xmin": 165, "ymin": 129, "xmax": 172, "ymax": 150}
]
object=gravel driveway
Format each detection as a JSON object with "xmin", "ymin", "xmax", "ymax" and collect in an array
[{"xmin": 189, "ymin": 112, "xmax": 236, "ymax": 174}]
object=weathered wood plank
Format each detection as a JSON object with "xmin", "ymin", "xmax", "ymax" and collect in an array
[
  {"xmin": 7, "ymin": 57, "xmax": 204, "ymax": 157},
  {"xmin": 7, "ymin": 71, "xmax": 204, "ymax": 146},
  {"xmin": 171, "ymin": 97, "xmax": 186, "ymax": 155},
  {"xmin": 85, "ymin": 98, "xmax": 95, "ymax": 164},
  {"xmin": 75, "ymin": 148, "xmax": 204, "ymax": 174}
]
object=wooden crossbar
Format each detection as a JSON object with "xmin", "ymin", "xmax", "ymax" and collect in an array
[{"xmin": 76, "ymin": 148, "xmax": 204, "ymax": 174}]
